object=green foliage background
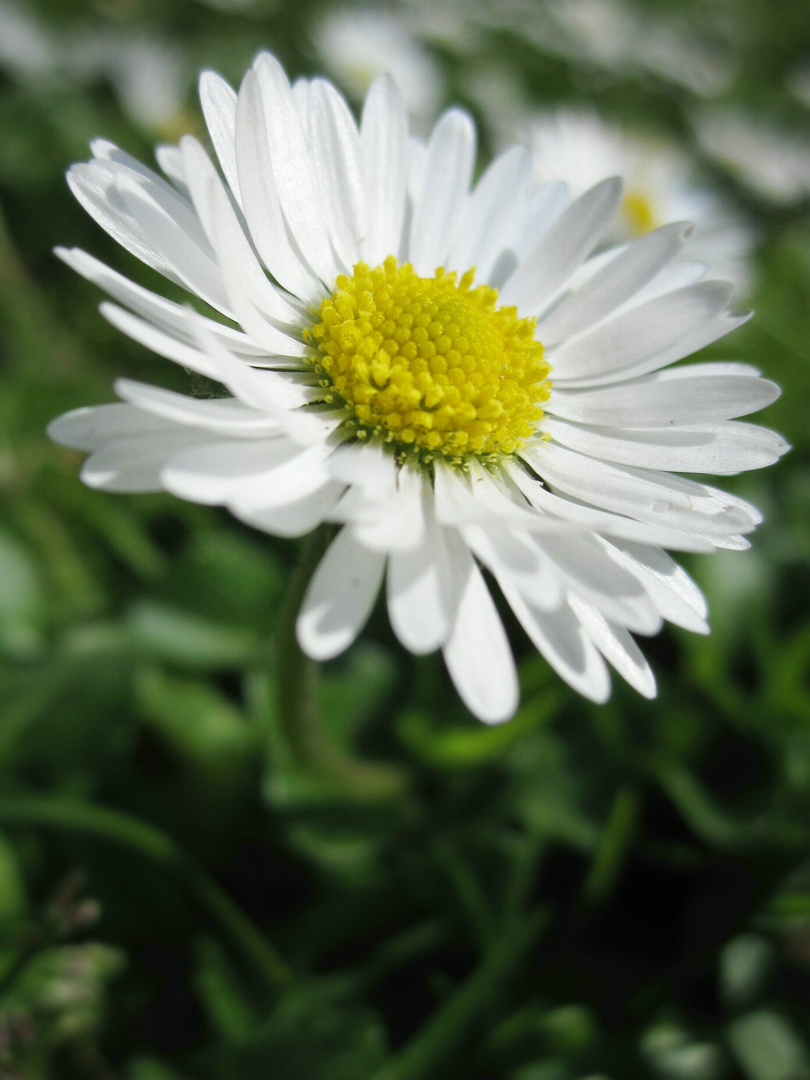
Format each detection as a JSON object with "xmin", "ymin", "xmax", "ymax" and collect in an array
[{"xmin": 0, "ymin": 0, "xmax": 809, "ymax": 1076}]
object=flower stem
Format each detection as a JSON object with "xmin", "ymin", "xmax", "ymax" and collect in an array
[{"xmin": 274, "ymin": 524, "xmax": 408, "ymax": 801}]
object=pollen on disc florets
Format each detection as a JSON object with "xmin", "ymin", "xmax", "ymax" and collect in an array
[{"xmin": 303, "ymin": 256, "xmax": 551, "ymax": 462}]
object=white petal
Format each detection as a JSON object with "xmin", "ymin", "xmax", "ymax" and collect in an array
[
  {"xmin": 179, "ymin": 136, "xmax": 309, "ymax": 337},
  {"xmin": 538, "ymin": 222, "xmax": 692, "ymax": 345},
  {"xmin": 155, "ymin": 145, "xmax": 190, "ymax": 198},
  {"xmin": 68, "ymin": 160, "xmax": 184, "ymax": 288},
  {"xmin": 333, "ymin": 463, "xmax": 426, "ymax": 552},
  {"xmin": 48, "ymin": 402, "xmax": 169, "ymax": 451},
  {"xmin": 567, "ymin": 593, "xmax": 656, "ymax": 698},
  {"xmin": 445, "ymin": 145, "xmax": 533, "ymax": 276},
  {"xmin": 112, "ymin": 168, "xmax": 232, "ymax": 315},
  {"xmin": 523, "ymin": 442, "xmax": 759, "ymax": 539},
  {"xmin": 542, "ymin": 417, "xmax": 789, "ymax": 474},
  {"xmin": 235, "ymin": 69, "xmax": 323, "ymax": 304},
  {"xmin": 507, "ymin": 459, "xmax": 716, "ymax": 553},
  {"xmin": 531, "ymin": 531, "xmax": 662, "ymax": 633},
  {"xmin": 235, "ymin": 478, "xmax": 344, "ymax": 537},
  {"xmin": 608, "ymin": 541, "xmax": 710, "ymax": 634},
  {"xmin": 461, "ymin": 521, "xmax": 566, "ymax": 613},
  {"xmin": 297, "ymin": 527, "xmax": 386, "ymax": 660},
  {"xmin": 253, "ymin": 53, "xmax": 339, "ymax": 286},
  {"xmin": 555, "ymin": 307, "xmax": 752, "ymax": 389},
  {"xmin": 308, "ymin": 78, "xmax": 366, "ymax": 271},
  {"xmin": 409, "ymin": 108, "xmax": 476, "ymax": 275},
  {"xmin": 500, "ymin": 178, "xmax": 623, "ymax": 313},
  {"xmin": 199, "ymin": 70, "xmax": 241, "ymax": 206},
  {"xmin": 442, "ymin": 558, "xmax": 519, "ymax": 724},
  {"xmin": 114, "ymin": 379, "xmax": 280, "ymax": 438},
  {"xmin": 81, "ymin": 430, "xmax": 215, "ymax": 492},
  {"xmin": 387, "ymin": 510, "xmax": 470, "ymax": 654},
  {"xmin": 55, "ymin": 246, "xmax": 279, "ymax": 362},
  {"xmin": 360, "ymin": 74, "xmax": 408, "ymax": 266},
  {"xmin": 501, "ymin": 585, "xmax": 611, "ymax": 703},
  {"xmin": 550, "ymin": 280, "xmax": 735, "ymax": 383},
  {"xmin": 549, "ymin": 369, "xmax": 780, "ymax": 426},
  {"xmin": 160, "ymin": 437, "xmax": 304, "ymax": 504}
]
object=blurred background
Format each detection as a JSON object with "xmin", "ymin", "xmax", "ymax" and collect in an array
[{"xmin": 0, "ymin": 0, "xmax": 809, "ymax": 1077}]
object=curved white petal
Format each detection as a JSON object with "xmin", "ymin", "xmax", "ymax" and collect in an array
[
  {"xmin": 297, "ymin": 527, "xmax": 386, "ymax": 661},
  {"xmin": 387, "ymin": 511, "xmax": 470, "ymax": 654},
  {"xmin": 542, "ymin": 417, "xmax": 789, "ymax": 475},
  {"xmin": 566, "ymin": 593, "xmax": 656, "ymax": 698},
  {"xmin": 253, "ymin": 53, "xmax": 340, "ymax": 286},
  {"xmin": 500, "ymin": 178, "xmax": 623, "ymax": 313},
  {"xmin": 360, "ymin": 74, "xmax": 408, "ymax": 266},
  {"xmin": 501, "ymin": 584, "xmax": 612, "ymax": 704},
  {"xmin": 235, "ymin": 69, "xmax": 324, "ymax": 304},
  {"xmin": 199, "ymin": 69, "xmax": 241, "ymax": 206},
  {"xmin": 442, "ymin": 558, "xmax": 519, "ymax": 724},
  {"xmin": 538, "ymin": 222, "xmax": 692, "ymax": 346},
  {"xmin": 409, "ymin": 108, "xmax": 476, "ymax": 275}
]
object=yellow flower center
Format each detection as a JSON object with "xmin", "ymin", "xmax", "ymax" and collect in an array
[
  {"xmin": 304, "ymin": 257, "xmax": 551, "ymax": 461},
  {"xmin": 621, "ymin": 189, "xmax": 657, "ymax": 236}
]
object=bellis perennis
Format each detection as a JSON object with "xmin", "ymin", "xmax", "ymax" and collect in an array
[{"xmin": 49, "ymin": 52, "xmax": 787, "ymax": 722}]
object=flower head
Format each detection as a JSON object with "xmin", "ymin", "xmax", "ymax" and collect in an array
[
  {"xmin": 49, "ymin": 52, "xmax": 787, "ymax": 722},
  {"xmin": 491, "ymin": 109, "xmax": 754, "ymax": 292}
]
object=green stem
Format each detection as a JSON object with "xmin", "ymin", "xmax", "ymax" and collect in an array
[
  {"xmin": 0, "ymin": 797, "xmax": 291, "ymax": 990},
  {"xmin": 274, "ymin": 525, "xmax": 408, "ymax": 800},
  {"xmin": 368, "ymin": 910, "xmax": 547, "ymax": 1080},
  {"xmin": 581, "ymin": 785, "xmax": 640, "ymax": 907}
]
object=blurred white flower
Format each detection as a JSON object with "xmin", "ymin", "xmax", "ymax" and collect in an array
[
  {"xmin": 694, "ymin": 109, "xmax": 810, "ymax": 206},
  {"xmin": 0, "ymin": 0, "xmax": 57, "ymax": 81},
  {"xmin": 476, "ymin": 0, "xmax": 738, "ymax": 97},
  {"xmin": 787, "ymin": 58, "xmax": 810, "ymax": 109},
  {"xmin": 310, "ymin": 7, "xmax": 444, "ymax": 128},
  {"xmin": 50, "ymin": 53, "xmax": 785, "ymax": 720},
  {"xmin": 494, "ymin": 110, "xmax": 754, "ymax": 292},
  {"xmin": 0, "ymin": 1, "xmax": 189, "ymax": 136}
]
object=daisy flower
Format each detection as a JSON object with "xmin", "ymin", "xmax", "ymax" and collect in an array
[
  {"xmin": 693, "ymin": 108, "xmax": 810, "ymax": 207},
  {"xmin": 49, "ymin": 52, "xmax": 787, "ymax": 722},
  {"xmin": 501, "ymin": 110, "xmax": 754, "ymax": 292},
  {"xmin": 309, "ymin": 6, "xmax": 444, "ymax": 130}
]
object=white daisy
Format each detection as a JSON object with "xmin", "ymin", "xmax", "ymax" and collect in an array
[
  {"xmin": 499, "ymin": 110, "xmax": 754, "ymax": 292},
  {"xmin": 476, "ymin": 0, "xmax": 738, "ymax": 98},
  {"xmin": 49, "ymin": 52, "xmax": 787, "ymax": 723},
  {"xmin": 693, "ymin": 109, "xmax": 810, "ymax": 207},
  {"xmin": 309, "ymin": 7, "xmax": 444, "ymax": 130},
  {"xmin": 0, "ymin": 1, "xmax": 189, "ymax": 138}
]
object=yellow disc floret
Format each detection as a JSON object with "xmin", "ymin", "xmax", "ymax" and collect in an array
[
  {"xmin": 621, "ymin": 189, "xmax": 657, "ymax": 236},
  {"xmin": 304, "ymin": 256, "xmax": 551, "ymax": 461}
]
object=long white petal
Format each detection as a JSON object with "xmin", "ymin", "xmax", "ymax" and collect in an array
[
  {"xmin": 501, "ymin": 585, "xmax": 612, "ymax": 703},
  {"xmin": 360, "ymin": 74, "xmax": 408, "ymax": 266},
  {"xmin": 567, "ymin": 593, "xmax": 657, "ymax": 698},
  {"xmin": 500, "ymin": 178, "xmax": 623, "ymax": 313},
  {"xmin": 253, "ymin": 53, "xmax": 339, "ymax": 286},
  {"xmin": 235, "ymin": 69, "xmax": 324, "ymax": 304},
  {"xmin": 542, "ymin": 417, "xmax": 789, "ymax": 474},
  {"xmin": 297, "ymin": 527, "xmax": 386, "ymax": 660},
  {"xmin": 443, "ymin": 558, "xmax": 518, "ymax": 724},
  {"xmin": 387, "ymin": 510, "xmax": 470, "ymax": 654},
  {"xmin": 308, "ymin": 78, "xmax": 366, "ymax": 271},
  {"xmin": 199, "ymin": 69, "xmax": 241, "ymax": 205},
  {"xmin": 409, "ymin": 108, "xmax": 476, "ymax": 275},
  {"xmin": 550, "ymin": 370, "xmax": 780, "ymax": 425},
  {"xmin": 538, "ymin": 222, "xmax": 692, "ymax": 345}
]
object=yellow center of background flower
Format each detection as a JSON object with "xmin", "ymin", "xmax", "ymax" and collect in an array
[
  {"xmin": 621, "ymin": 189, "xmax": 657, "ymax": 236},
  {"xmin": 305, "ymin": 257, "xmax": 551, "ymax": 460}
]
